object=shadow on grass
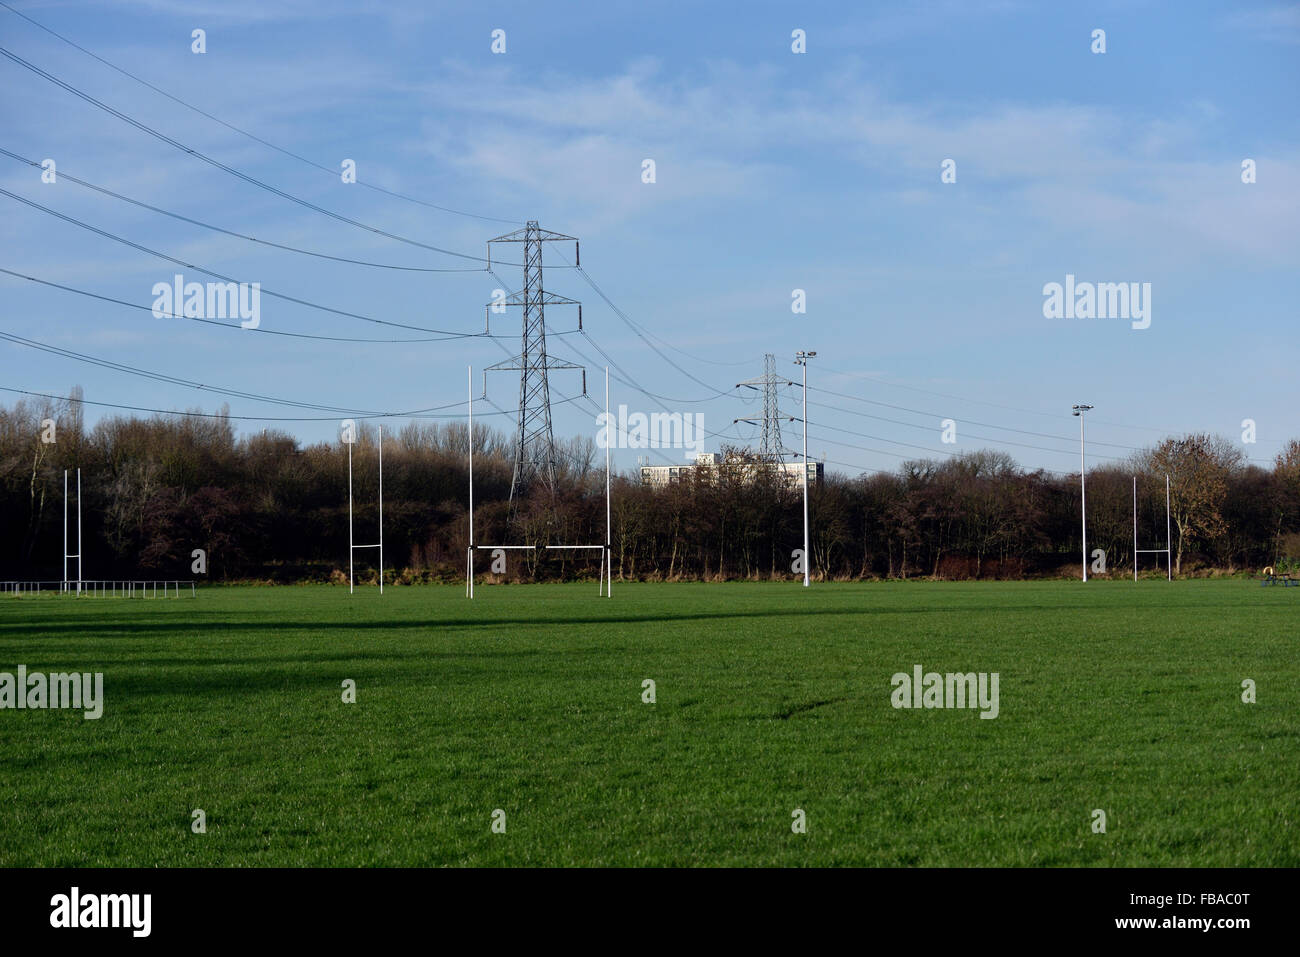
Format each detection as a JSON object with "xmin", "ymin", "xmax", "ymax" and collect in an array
[{"xmin": 0, "ymin": 601, "xmax": 1099, "ymax": 641}]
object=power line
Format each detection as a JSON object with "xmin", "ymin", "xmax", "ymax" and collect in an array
[
  {"xmin": 501, "ymin": 298, "xmax": 1091, "ymax": 475},
  {"xmin": 17, "ymin": 183, "xmax": 1115, "ymax": 468},
  {"xmin": 546, "ymin": 324, "xmax": 789, "ymax": 454},
  {"xmin": 807, "ymin": 384, "xmax": 1276, "ymax": 468},
  {"xmin": 0, "ymin": 385, "xmax": 441, "ymax": 422},
  {"xmin": 807, "ymin": 399, "xmax": 1126, "ymax": 461},
  {"xmin": 823, "ymin": 456, "xmax": 881, "ymax": 475},
  {"xmin": 0, "ymin": 384, "xmax": 585, "ymax": 424},
  {"xmin": 482, "ymin": 328, "xmax": 725, "ymax": 468},
  {"xmin": 805, "ymin": 432, "xmax": 941, "ymax": 463},
  {"xmin": 575, "ymin": 269, "xmax": 755, "ymax": 390},
  {"xmin": 0, "ymin": 0, "xmax": 520, "ymax": 226},
  {"xmin": 4, "ymin": 8, "xmax": 1278, "ymax": 468},
  {"xmin": 569, "ymin": 260, "xmax": 760, "ymax": 369},
  {"xmin": 567, "ymin": 330, "xmax": 728, "ymax": 405},
  {"xmin": 0, "ymin": 148, "xmax": 487, "ymax": 273},
  {"xmin": 572, "ymin": 392, "xmax": 703, "ymax": 468},
  {"xmin": 806, "ymin": 418, "xmax": 964, "ymax": 459},
  {"xmin": 805, "ymin": 428, "xmax": 1079, "ymax": 478},
  {"xmin": 482, "ymin": 390, "xmax": 608, "ymax": 473},
  {"xmin": 805, "ymin": 395, "xmax": 1120, "ymax": 458},
  {"xmin": 552, "ymin": 247, "xmax": 757, "ymax": 387},
  {"xmin": 819, "ymin": 363, "xmax": 1090, "ymax": 424},
  {"xmin": 817, "ymin": 361, "xmax": 1273, "ymax": 442},
  {"xmin": 807, "ymin": 382, "xmax": 1145, "ymax": 451},
  {"xmin": 0, "ymin": 329, "xmax": 402, "ymax": 415},
  {"xmin": 0, "ymin": 46, "xmax": 542, "ymax": 265},
  {"xmin": 553, "ymin": 336, "xmax": 741, "ymax": 447},
  {"xmin": 0, "ymin": 266, "xmax": 483, "ymax": 343},
  {"xmin": 0, "ymin": 188, "xmax": 484, "ymax": 336}
]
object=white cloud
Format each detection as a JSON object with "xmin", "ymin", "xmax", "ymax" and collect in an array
[{"xmin": 398, "ymin": 58, "xmax": 1299, "ymax": 266}]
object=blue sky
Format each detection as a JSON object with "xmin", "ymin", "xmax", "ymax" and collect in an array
[{"xmin": 2, "ymin": 0, "xmax": 1297, "ymax": 476}]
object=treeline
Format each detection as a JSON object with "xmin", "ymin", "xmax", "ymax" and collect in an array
[{"xmin": 2, "ymin": 395, "xmax": 1297, "ymax": 583}]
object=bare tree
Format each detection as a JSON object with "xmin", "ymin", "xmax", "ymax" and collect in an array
[{"xmin": 1142, "ymin": 434, "xmax": 1243, "ymax": 575}]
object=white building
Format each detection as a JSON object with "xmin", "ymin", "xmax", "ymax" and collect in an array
[{"xmin": 639, "ymin": 451, "xmax": 823, "ymax": 489}]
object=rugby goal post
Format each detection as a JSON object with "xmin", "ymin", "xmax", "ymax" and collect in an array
[
  {"xmin": 465, "ymin": 368, "xmax": 540, "ymax": 595},
  {"xmin": 466, "ymin": 366, "xmax": 612, "ymax": 598},
  {"xmin": 63, "ymin": 468, "xmax": 82, "ymax": 595},
  {"xmin": 1132, "ymin": 473, "xmax": 1172, "ymax": 581},
  {"xmin": 346, "ymin": 422, "xmax": 383, "ymax": 594}
]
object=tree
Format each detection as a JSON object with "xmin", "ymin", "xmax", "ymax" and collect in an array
[{"xmin": 1142, "ymin": 434, "xmax": 1243, "ymax": 575}]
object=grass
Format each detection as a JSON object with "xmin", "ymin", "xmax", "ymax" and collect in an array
[{"xmin": 0, "ymin": 580, "xmax": 1296, "ymax": 866}]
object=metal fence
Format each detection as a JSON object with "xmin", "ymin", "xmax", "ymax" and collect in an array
[{"xmin": 1, "ymin": 580, "xmax": 196, "ymax": 598}]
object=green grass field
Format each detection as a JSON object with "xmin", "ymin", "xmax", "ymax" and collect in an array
[{"xmin": 0, "ymin": 580, "xmax": 1295, "ymax": 866}]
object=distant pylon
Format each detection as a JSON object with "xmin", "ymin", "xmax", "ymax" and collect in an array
[
  {"xmin": 483, "ymin": 221, "xmax": 584, "ymax": 506},
  {"xmin": 736, "ymin": 353, "xmax": 794, "ymax": 462}
]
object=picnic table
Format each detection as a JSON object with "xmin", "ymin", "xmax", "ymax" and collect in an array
[{"xmin": 1261, "ymin": 572, "xmax": 1299, "ymax": 587}]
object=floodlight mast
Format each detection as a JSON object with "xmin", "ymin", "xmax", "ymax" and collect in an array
[
  {"xmin": 1072, "ymin": 404, "xmax": 1093, "ymax": 582},
  {"xmin": 795, "ymin": 351, "xmax": 817, "ymax": 588}
]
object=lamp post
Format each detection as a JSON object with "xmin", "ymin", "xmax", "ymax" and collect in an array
[
  {"xmin": 795, "ymin": 351, "xmax": 817, "ymax": 587},
  {"xmin": 1072, "ymin": 404, "xmax": 1093, "ymax": 581}
]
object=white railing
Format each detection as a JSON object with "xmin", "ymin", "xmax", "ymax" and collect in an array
[{"xmin": 2, "ymin": 580, "xmax": 197, "ymax": 597}]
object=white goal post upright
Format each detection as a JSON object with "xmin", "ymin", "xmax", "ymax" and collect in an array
[
  {"xmin": 467, "ymin": 365, "xmax": 474, "ymax": 599},
  {"xmin": 1170, "ymin": 470, "xmax": 1180, "ymax": 574},
  {"xmin": 63, "ymin": 468, "xmax": 82, "ymax": 595},
  {"xmin": 1133, "ymin": 473, "xmax": 1172, "ymax": 582},
  {"xmin": 605, "ymin": 366, "xmax": 611, "ymax": 598},
  {"xmin": 347, "ymin": 423, "xmax": 384, "ymax": 595}
]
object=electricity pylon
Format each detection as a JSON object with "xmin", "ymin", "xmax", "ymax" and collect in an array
[
  {"xmin": 736, "ymin": 353, "xmax": 794, "ymax": 462},
  {"xmin": 484, "ymin": 221, "xmax": 584, "ymax": 506}
]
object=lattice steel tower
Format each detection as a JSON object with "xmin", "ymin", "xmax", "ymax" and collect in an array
[
  {"xmin": 736, "ymin": 353, "xmax": 793, "ymax": 462},
  {"xmin": 484, "ymin": 221, "xmax": 583, "ymax": 505}
]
